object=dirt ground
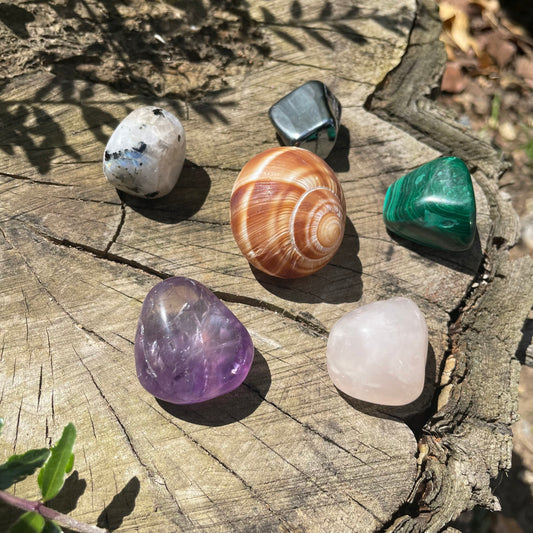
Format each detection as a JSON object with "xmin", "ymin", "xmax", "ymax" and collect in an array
[
  {"xmin": 0, "ymin": 1, "xmax": 531, "ymax": 532},
  {"xmin": 0, "ymin": 1, "xmax": 269, "ymax": 100},
  {"xmin": 436, "ymin": 0, "xmax": 533, "ymax": 531}
]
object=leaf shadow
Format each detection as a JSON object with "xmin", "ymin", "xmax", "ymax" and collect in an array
[
  {"xmin": 0, "ymin": 471, "xmax": 88, "ymax": 533},
  {"xmin": 260, "ymin": 0, "xmax": 414, "ymax": 52},
  {"xmin": 80, "ymin": 104, "xmax": 121, "ymax": 146},
  {"xmin": 46, "ymin": 470, "xmax": 87, "ymax": 515},
  {"xmin": 0, "ymin": 4, "xmax": 35, "ymax": 39},
  {"xmin": 0, "ymin": 0, "xmax": 415, "ymax": 178},
  {"xmin": 0, "ymin": 501, "xmax": 23, "ymax": 530},
  {"xmin": 97, "ymin": 476, "xmax": 140, "ymax": 532},
  {"xmin": 0, "ymin": 100, "xmax": 82, "ymax": 176},
  {"xmin": 0, "ymin": 0, "xmax": 266, "ymax": 177}
]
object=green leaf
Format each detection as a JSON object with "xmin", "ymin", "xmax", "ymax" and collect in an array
[
  {"xmin": 42, "ymin": 521, "xmax": 62, "ymax": 533},
  {"xmin": 0, "ymin": 418, "xmax": 4, "ymax": 435},
  {"xmin": 37, "ymin": 423, "xmax": 76, "ymax": 502},
  {"xmin": 64, "ymin": 453, "xmax": 74, "ymax": 475},
  {"xmin": 0, "ymin": 448, "xmax": 50, "ymax": 490},
  {"xmin": 8, "ymin": 511, "xmax": 45, "ymax": 533}
]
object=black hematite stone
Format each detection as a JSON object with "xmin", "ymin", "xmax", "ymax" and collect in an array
[{"xmin": 268, "ymin": 80, "xmax": 341, "ymax": 159}]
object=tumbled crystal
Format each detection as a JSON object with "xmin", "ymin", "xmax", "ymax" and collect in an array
[
  {"xmin": 103, "ymin": 106, "xmax": 186, "ymax": 198},
  {"xmin": 383, "ymin": 157, "xmax": 476, "ymax": 251},
  {"xmin": 269, "ymin": 80, "xmax": 341, "ymax": 159},
  {"xmin": 326, "ymin": 297, "xmax": 428, "ymax": 406},
  {"xmin": 135, "ymin": 277, "xmax": 254, "ymax": 404}
]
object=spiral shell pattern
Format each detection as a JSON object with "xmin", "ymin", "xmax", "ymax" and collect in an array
[{"xmin": 230, "ymin": 147, "xmax": 346, "ymax": 278}]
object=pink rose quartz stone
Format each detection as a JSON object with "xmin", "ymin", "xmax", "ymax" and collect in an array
[{"xmin": 326, "ymin": 297, "xmax": 428, "ymax": 406}]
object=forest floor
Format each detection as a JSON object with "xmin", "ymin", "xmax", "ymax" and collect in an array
[{"xmin": 435, "ymin": 1, "xmax": 533, "ymax": 532}]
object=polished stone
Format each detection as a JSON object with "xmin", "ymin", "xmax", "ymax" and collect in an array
[
  {"xmin": 326, "ymin": 297, "xmax": 428, "ymax": 406},
  {"xmin": 135, "ymin": 277, "xmax": 254, "ymax": 404},
  {"xmin": 268, "ymin": 80, "xmax": 341, "ymax": 159},
  {"xmin": 383, "ymin": 157, "xmax": 476, "ymax": 251},
  {"xmin": 103, "ymin": 106, "xmax": 185, "ymax": 198}
]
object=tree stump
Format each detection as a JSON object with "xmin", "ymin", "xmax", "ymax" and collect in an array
[{"xmin": 1, "ymin": 1, "xmax": 532, "ymax": 532}]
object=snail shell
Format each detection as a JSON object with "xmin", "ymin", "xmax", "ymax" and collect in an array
[{"xmin": 230, "ymin": 147, "xmax": 346, "ymax": 278}]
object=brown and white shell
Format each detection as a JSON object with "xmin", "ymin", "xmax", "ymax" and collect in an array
[{"xmin": 230, "ymin": 147, "xmax": 346, "ymax": 278}]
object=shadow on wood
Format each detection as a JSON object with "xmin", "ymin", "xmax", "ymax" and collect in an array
[
  {"xmin": 97, "ymin": 476, "xmax": 141, "ymax": 532},
  {"xmin": 326, "ymin": 124, "xmax": 351, "ymax": 173},
  {"xmin": 120, "ymin": 160, "xmax": 212, "ymax": 223},
  {"xmin": 337, "ymin": 342, "xmax": 437, "ymax": 437},
  {"xmin": 46, "ymin": 470, "xmax": 87, "ymax": 515},
  {"xmin": 386, "ymin": 228, "xmax": 484, "ymax": 276},
  {"xmin": 0, "ymin": 3, "xmax": 34, "ymax": 39},
  {"xmin": 493, "ymin": 451, "xmax": 533, "ymax": 532},
  {"xmin": 252, "ymin": 217, "xmax": 363, "ymax": 305},
  {"xmin": 515, "ymin": 307, "xmax": 533, "ymax": 365}
]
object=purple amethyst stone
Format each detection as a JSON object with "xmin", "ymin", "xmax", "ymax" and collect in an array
[{"xmin": 135, "ymin": 277, "xmax": 254, "ymax": 404}]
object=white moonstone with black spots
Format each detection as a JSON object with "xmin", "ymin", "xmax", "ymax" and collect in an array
[{"xmin": 103, "ymin": 106, "xmax": 186, "ymax": 198}]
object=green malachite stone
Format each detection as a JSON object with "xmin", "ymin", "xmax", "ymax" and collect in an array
[{"xmin": 383, "ymin": 157, "xmax": 476, "ymax": 252}]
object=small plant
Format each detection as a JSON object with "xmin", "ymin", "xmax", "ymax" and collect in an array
[{"xmin": 0, "ymin": 419, "xmax": 107, "ymax": 533}]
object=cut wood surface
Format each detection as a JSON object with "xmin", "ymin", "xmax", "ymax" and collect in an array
[{"xmin": 0, "ymin": 1, "xmax": 532, "ymax": 532}]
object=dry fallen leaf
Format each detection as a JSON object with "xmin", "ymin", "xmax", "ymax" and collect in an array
[
  {"xmin": 473, "ymin": 0, "xmax": 500, "ymax": 12},
  {"xmin": 441, "ymin": 62, "xmax": 468, "ymax": 92},
  {"xmin": 516, "ymin": 56, "xmax": 533, "ymax": 87},
  {"xmin": 439, "ymin": 2, "xmax": 480, "ymax": 54},
  {"xmin": 498, "ymin": 121, "xmax": 518, "ymax": 141},
  {"xmin": 484, "ymin": 30, "xmax": 517, "ymax": 68}
]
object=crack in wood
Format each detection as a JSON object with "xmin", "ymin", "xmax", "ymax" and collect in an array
[
  {"xmin": 148, "ymin": 463, "xmax": 195, "ymax": 529},
  {"xmin": 3, "ymin": 224, "xmax": 129, "ymax": 357},
  {"xmin": 55, "ymin": 196, "xmax": 121, "ymax": 207},
  {"xmin": 83, "ymin": 392, "xmax": 97, "ymax": 441},
  {"xmin": 237, "ymin": 417, "xmax": 382, "ymax": 528},
  {"xmin": 141, "ymin": 399, "xmax": 293, "ymax": 532},
  {"xmin": 51, "ymin": 390, "xmax": 55, "ymax": 424},
  {"xmin": 199, "ymin": 163, "xmax": 242, "ymax": 172},
  {"xmin": 73, "ymin": 360, "xmax": 191, "ymax": 528},
  {"xmin": 95, "ymin": 280, "xmax": 143, "ymax": 303},
  {"xmin": 37, "ymin": 364, "xmax": 43, "ymax": 411},
  {"xmin": 0, "ymin": 171, "xmax": 72, "ymax": 187},
  {"xmin": 72, "ymin": 346, "xmax": 154, "ymax": 482},
  {"xmin": 215, "ymin": 290, "xmax": 328, "ymax": 337},
  {"xmin": 188, "ymin": 217, "xmax": 230, "ymax": 227},
  {"xmin": 14, "ymin": 398, "xmax": 23, "ymax": 453},
  {"xmin": 104, "ymin": 200, "xmax": 126, "ymax": 254},
  {"xmin": 243, "ymin": 378, "xmax": 395, "ymax": 472},
  {"xmin": 21, "ymin": 289, "xmax": 30, "ymax": 345},
  {"xmin": 45, "ymin": 329, "xmax": 54, "ymax": 382},
  {"xmin": 16, "ymin": 222, "xmax": 331, "ymax": 338},
  {"xmin": 82, "ymin": 447, "xmax": 96, "ymax": 511}
]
